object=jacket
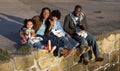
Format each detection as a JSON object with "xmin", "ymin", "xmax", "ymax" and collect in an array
[{"xmin": 63, "ymin": 12, "xmax": 88, "ymax": 36}]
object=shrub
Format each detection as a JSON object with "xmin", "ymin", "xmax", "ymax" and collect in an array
[
  {"xmin": 0, "ymin": 48, "xmax": 11, "ymax": 62},
  {"xmin": 17, "ymin": 45, "xmax": 34, "ymax": 54}
]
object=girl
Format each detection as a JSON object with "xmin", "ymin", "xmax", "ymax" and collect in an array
[
  {"xmin": 19, "ymin": 19, "xmax": 36, "ymax": 45},
  {"xmin": 19, "ymin": 19, "xmax": 56, "ymax": 53}
]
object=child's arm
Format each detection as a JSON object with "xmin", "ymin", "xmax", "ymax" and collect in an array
[
  {"xmin": 31, "ymin": 30, "xmax": 36, "ymax": 37},
  {"xmin": 19, "ymin": 29, "xmax": 26, "ymax": 41},
  {"xmin": 19, "ymin": 29, "xmax": 27, "ymax": 44}
]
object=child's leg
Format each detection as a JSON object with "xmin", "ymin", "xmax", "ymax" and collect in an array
[
  {"xmin": 48, "ymin": 40, "xmax": 51, "ymax": 51},
  {"xmin": 50, "ymin": 46, "xmax": 57, "ymax": 53}
]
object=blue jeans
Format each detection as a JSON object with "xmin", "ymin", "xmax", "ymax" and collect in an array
[
  {"xmin": 72, "ymin": 32, "xmax": 99, "ymax": 58},
  {"xmin": 59, "ymin": 37, "xmax": 79, "ymax": 49}
]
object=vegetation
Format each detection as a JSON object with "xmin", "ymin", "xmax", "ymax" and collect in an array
[
  {"xmin": 17, "ymin": 45, "xmax": 34, "ymax": 54},
  {"xmin": 0, "ymin": 48, "xmax": 11, "ymax": 62}
]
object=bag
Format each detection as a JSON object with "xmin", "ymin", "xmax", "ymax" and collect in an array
[
  {"xmin": 28, "ymin": 37, "xmax": 43, "ymax": 45},
  {"xmin": 52, "ymin": 30, "xmax": 65, "ymax": 37},
  {"xmin": 77, "ymin": 30, "xmax": 87, "ymax": 38}
]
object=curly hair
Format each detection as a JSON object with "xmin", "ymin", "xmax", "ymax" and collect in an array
[
  {"xmin": 51, "ymin": 10, "xmax": 61, "ymax": 20},
  {"xmin": 23, "ymin": 19, "xmax": 35, "ymax": 28}
]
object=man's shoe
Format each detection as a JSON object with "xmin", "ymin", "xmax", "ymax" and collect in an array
[
  {"xmin": 95, "ymin": 57, "xmax": 104, "ymax": 62},
  {"xmin": 83, "ymin": 58, "xmax": 89, "ymax": 65}
]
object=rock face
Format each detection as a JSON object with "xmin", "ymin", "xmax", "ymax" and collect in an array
[{"xmin": 0, "ymin": 30, "xmax": 120, "ymax": 71}]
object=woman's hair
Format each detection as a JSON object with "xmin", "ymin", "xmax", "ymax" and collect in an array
[
  {"xmin": 39, "ymin": 7, "xmax": 51, "ymax": 21},
  {"xmin": 23, "ymin": 19, "xmax": 35, "ymax": 28},
  {"xmin": 51, "ymin": 10, "xmax": 61, "ymax": 20}
]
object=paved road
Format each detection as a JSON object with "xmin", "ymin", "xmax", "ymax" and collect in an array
[{"xmin": 0, "ymin": 0, "xmax": 120, "ymax": 52}]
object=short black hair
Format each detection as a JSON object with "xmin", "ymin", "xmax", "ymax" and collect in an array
[
  {"xmin": 74, "ymin": 5, "xmax": 82, "ymax": 10},
  {"xmin": 51, "ymin": 10, "xmax": 61, "ymax": 19}
]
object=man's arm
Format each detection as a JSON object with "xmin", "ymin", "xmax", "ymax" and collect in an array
[
  {"xmin": 81, "ymin": 13, "xmax": 88, "ymax": 30},
  {"xmin": 63, "ymin": 15, "xmax": 73, "ymax": 35}
]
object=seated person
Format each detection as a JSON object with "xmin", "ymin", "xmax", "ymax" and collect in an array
[{"xmin": 19, "ymin": 19, "xmax": 56, "ymax": 53}]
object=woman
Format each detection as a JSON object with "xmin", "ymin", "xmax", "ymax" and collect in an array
[{"xmin": 33, "ymin": 7, "xmax": 64, "ymax": 55}]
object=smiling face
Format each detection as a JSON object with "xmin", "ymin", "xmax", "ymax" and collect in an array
[
  {"xmin": 74, "ymin": 8, "xmax": 82, "ymax": 17},
  {"xmin": 43, "ymin": 9, "xmax": 50, "ymax": 19},
  {"xmin": 26, "ymin": 21, "xmax": 33, "ymax": 29}
]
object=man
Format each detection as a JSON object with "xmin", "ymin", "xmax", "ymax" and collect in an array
[{"xmin": 63, "ymin": 5, "xmax": 104, "ymax": 65}]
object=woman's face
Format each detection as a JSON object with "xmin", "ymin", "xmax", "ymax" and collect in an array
[
  {"xmin": 43, "ymin": 9, "xmax": 50, "ymax": 19},
  {"xmin": 26, "ymin": 21, "xmax": 33, "ymax": 29}
]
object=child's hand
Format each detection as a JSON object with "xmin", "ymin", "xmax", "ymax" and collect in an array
[{"xmin": 21, "ymin": 40, "xmax": 27, "ymax": 44}]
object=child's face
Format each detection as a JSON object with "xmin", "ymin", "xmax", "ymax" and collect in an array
[
  {"xmin": 27, "ymin": 21, "xmax": 33, "ymax": 29},
  {"xmin": 52, "ymin": 16, "xmax": 57, "ymax": 21}
]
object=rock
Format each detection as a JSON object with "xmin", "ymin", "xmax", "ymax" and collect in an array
[
  {"xmin": 107, "ymin": 34, "xmax": 115, "ymax": 41},
  {"xmin": 110, "ymin": 50, "xmax": 119, "ymax": 64},
  {"xmin": 0, "ymin": 62, "xmax": 13, "ymax": 71},
  {"xmin": 116, "ymin": 34, "xmax": 120, "ymax": 39},
  {"xmin": 114, "ymin": 39, "xmax": 120, "ymax": 49},
  {"xmin": 88, "ymin": 57, "xmax": 109, "ymax": 71},
  {"xmin": 13, "ymin": 55, "xmax": 34, "ymax": 70}
]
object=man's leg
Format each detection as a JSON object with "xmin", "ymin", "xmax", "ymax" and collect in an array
[
  {"xmin": 86, "ymin": 32, "xmax": 104, "ymax": 61},
  {"xmin": 72, "ymin": 33, "xmax": 89, "ymax": 64}
]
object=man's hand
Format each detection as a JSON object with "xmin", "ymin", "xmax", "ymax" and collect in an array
[{"xmin": 78, "ymin": 23, "xmax": 87, "ymax": 30}]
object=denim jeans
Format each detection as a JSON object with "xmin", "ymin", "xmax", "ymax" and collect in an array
[
  {"xmin": 59, "ymin": 37, "xmax": 79, "ymax": 49},
  {"xmin": 72, "ymin": 32, "xmax": 99, "ymax": 58}
]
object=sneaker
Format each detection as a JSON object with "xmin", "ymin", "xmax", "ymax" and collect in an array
[{"xmin": 95, "ymin": 56, "xmax": 104, "ymax": 62}]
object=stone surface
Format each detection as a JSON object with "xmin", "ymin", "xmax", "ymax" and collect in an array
[
  {"xmin": 110, "ymin": 50, "xmax": 119, "ymax": 64},
  {"xmin": 101, "ymin": 43, "xmax": 114, "ymax": 53},
  {"xmin": 34, "ymin": 50, "xmax": 50, "ymax": 60},
  {"xmin": 71, "ymin": 64, "xmax": 87, "ymax": 71},
  {"xmin": 102, "ymin": 38, "xmax": 109, "ymax": 46},
  {"xmin": 13, "ymin": 55, "xmax": 34, "ymax": 70},
  {"xmin": 105, "ymin": 63, "xmax": 120, "ymax": 71},
  {"xmin": 88, "ymin": 57, "xmax": 109, "ymax": 71},
  {"xmin": 0, "ymin": 61, "xmax": 13, "ymax": 71},
  {"xmin": 32, "ymin": 68, "xmax": 36, "ymax": 71},
  {"xmin": 116, "ymin": 34, "xmax": 120, "ymax": 39},
  {"xmin": 38, "ymin": 57, "xmax": 57, "ymax": 70},
  {"xmin": 50, "ymin": 65, "xmax": 60, "ymax": 71},
  {"xmin": 114, "ymin": 39, "xmax": 120, "ymax": 49},
  {"xmin": 107, "ymin": 34, "xmax": 115, "ymax": 41}
]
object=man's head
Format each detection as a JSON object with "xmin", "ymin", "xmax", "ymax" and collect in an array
[{"xmin": 74, "ymin": 5, "xmax": 82, "ymax": 17}]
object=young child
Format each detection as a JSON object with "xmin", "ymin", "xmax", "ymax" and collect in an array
[
  {"xmin": 20, "ymin": 19, "xmax": 56, "ymax": 53},
  {"xmin": 20, "ymin": 19, "xmax": 36, "ymax": 45}
]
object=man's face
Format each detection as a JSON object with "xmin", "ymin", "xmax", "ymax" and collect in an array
[{"xmin": 74, "ymin": 8, "xmax": 81, "ymax": 17}]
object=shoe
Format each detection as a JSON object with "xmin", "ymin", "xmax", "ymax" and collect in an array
[
  {"xmin": 95, "ymin": 56, "xmax": 104, "ymax": 62},
  {"xmin": 83, "ymin": 58, "xmax": 89, "ymax": 65}
]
